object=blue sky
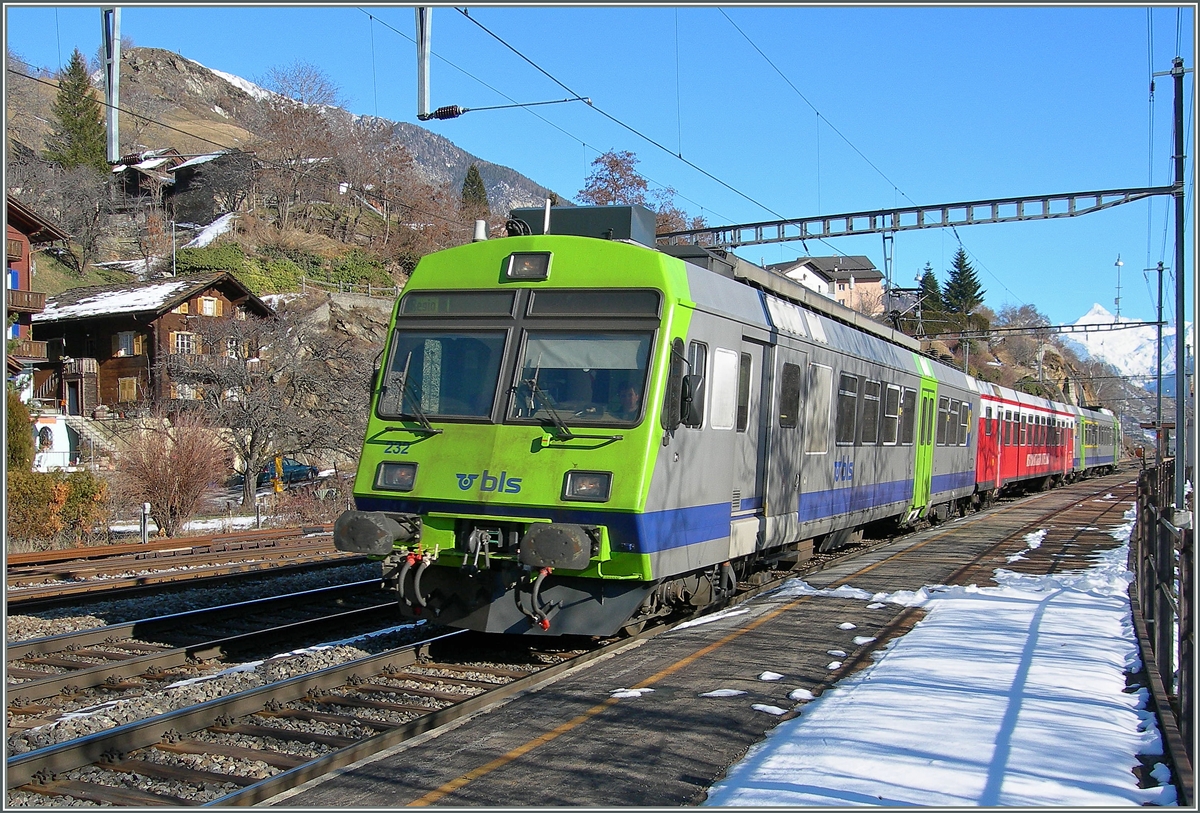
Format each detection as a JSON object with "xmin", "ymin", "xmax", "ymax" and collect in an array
[{"xmin": 4, "ymin": 4, "xmax": 1195, "ymax": 328}]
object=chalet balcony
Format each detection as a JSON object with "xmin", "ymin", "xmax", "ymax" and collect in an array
[
  {"xmin": 9, "ymin": 339, "xmax": 48, "ymax": 361},
  {"xmin": 6, "ymin": 289, "xmax": 46, "ymax": 314}
]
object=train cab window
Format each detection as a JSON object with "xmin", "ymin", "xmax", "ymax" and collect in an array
[
  {"xmin": 778, "ymin": 362, "xmax": 802, "ymax": 429},
  {"xmin": 958, "ymin": 402, "xmax": 970, "ymax": 446},
  {"xmin": 835, "ymin": 374, "xmax": 859, "ymax": 445},
  {"xmin": 508, "ymin": 331, "xmax": 654, "ymax": 425},
  {"xmin": 936, "ymin": 397, "xmax": 951, "ymax": 446},
  {"xmin": 683, "ymin": 342, "xmax": 707, "ymax": 428},
  {"xmin": 859, "ymin": 380, "xmax": 881, "ymax": 445},
  {"xmin": 882, "ymin": 385, "xmax": 901, "ymax": 445},
  {"xmin": 379, "ymin": 330, "xmax": 507, "ymax": 419},
  {"xmin": 736, "ymin": 353, "xmax": 752, "ymax": 432},
  {"xmin": 806, "ymin": 364, "xmax": 832, "ymax": 454}
]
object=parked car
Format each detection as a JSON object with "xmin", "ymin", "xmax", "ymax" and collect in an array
[{"xmin": 232, "ymin": 457, "xmax": 319, "ymax": 488}]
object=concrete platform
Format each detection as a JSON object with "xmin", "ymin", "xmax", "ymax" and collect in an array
[{"xmin": 271, "ymin": 471, "xmax": 1136, "ymax": 807}]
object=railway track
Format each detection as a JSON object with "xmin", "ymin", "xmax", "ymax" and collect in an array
[
  {"xmin": 6, "ymin": 527, "xmax": 364, "ymax": 610},
  {"xmin": 5, "ymin": 473, "xmax": 1137, "ymax": 807},
  {"xmin": 7, "ymin": 581, "xmax": 388, "ymax": 711}
]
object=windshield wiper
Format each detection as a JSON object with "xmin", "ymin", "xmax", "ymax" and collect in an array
[
  {"xmin": 393, "ymin": 350, "xmax": 442, "ymax": 435},
  {"xmin": 522, "ymin": 373, "xmax": 576, "ymax": 440},
  {"xmin": 519, "ymin": 367, "xmax": 623, "ymax": 445}
]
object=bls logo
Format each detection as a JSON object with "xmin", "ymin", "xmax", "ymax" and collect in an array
[
  {"xmin": 833, "ymin": 459, "xmax": 854, "ymax": 482},
  {"xmin": 455, "ymin": 469, "xmax": 522, "ymax": 494}
]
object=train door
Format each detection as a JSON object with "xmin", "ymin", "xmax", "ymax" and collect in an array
[
  {"xmin": 764, "ymin": 344, "xmax": 807, "ymax": 546},
  {"xmin": 908, "ymin": 377, "xmax": 937, "ymax": 522},
  {"xmin": 728, "ymin": 339, "xmax": 766, "ymax": 559}
]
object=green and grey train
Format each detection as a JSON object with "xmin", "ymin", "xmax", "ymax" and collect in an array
[{"xmin": 333, "ymin": 205, "xmax": 1119, "ymax": 636}]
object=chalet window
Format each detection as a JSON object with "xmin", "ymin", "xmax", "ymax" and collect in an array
[
  {"xmin": 235, "ymin": 304, "xmax": 248, "ymax": 321},
  {"xmin": 116, "ymin": 331, "xmax": 135, "ymax": 357},
  {"xmin": 118, "ymin": 377, "xmax": 138, "ymax": 402},
  {"xmin": 172, "ymin": 382, "xmax": 200, "ymax": 400},
  {"xmin": 173, "ymin": 332, "xmax": 197, "ymax": 355},
  {"xmin": 175, "ymin": 301, "xmax": 189, "ymax": 314},
  {"xmin": 200, "ymin": 296, "xmax": 221, "ymax": 317}
]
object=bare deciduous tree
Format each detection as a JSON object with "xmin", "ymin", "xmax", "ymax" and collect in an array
[
  {"xmin": 250, "ymin": 61, "xmax": 343, "ymax": 231},
  {"xmin": 115, "ymin": 411, "xmax": 228, "ymax": 537},
  {"xmin": 162, "ymin": 299, "xmax": 376, "ymax": 510}
]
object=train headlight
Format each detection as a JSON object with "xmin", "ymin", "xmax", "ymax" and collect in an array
[
  {"xmin": 376, "ymin": 462, "xmax": 417, "ymax": 492},
  {"xmin": 506, "ymin": 252, "xmax": 552, "ymax": 280},
  {"xmin": 563, "ymin": 470, "xmax": 612, "ymax": 502}
]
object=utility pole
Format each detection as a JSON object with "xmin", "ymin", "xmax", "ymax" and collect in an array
[
  {"xmin": 1114, "ymin": 254, "xmax": 1123, "ymax": 318},
  {"xmin": 1152, "ymin": 262, "xmax": 1165, "ymax": 464},
  {"xmin": 1169, "ymin": 57, "xmax": 1190, "ymax": 513},
  {"xmin": 100, "ymin": 7, "xmax": 120, "ymax": 164}
]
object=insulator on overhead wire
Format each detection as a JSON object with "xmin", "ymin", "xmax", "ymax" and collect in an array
[{"xmin": 431, "ymin": 105, "xmax": 464, "ymax": 120}]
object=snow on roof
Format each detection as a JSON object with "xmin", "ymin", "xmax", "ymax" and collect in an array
[
  {"xmin": 172, "ymin": 151, "xmax": 228, "ymax": 171},
  {"xmin": 33, "ymin": 276, "xmax": 218, "ymax": 323},
  {"xmin": 183, "ymin": 213, "xmax": 236, "ymax": 249}
]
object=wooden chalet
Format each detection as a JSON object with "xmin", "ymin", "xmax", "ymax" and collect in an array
[
  {"xmin": 31, "ymin": 272, "xmax": 272, "ymax": 415},
  {"xmin": 7, "ymin": 198, "xmax": 69, "ymax": 377}
]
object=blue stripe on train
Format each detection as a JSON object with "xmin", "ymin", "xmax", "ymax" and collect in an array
[
  {"xmin": 798, "ymin": 478, "xmax": 912, "ymax": 521},
  {"xmin": 931, "ymin": 469, "xmax": 975, "ymax": 495},
  {"xmin": 359, "ymin": 474, "xmax": 935, "ymax": 555}
]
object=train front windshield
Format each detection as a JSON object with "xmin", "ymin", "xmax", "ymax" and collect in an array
[
  {"xmin": 378, "ymin": 331, "xmax": 506, "ymax": 419},
  {"xmin": 509, "ymin": 331, "xmax": 653, "ymax": 425}
]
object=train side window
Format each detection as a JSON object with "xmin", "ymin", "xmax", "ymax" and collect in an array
[
  {"xmin": 778, "ymin": 362, "xmax": 802, "ymax": 429},
  {"xmin": 936, "ymin": 397, "xmax": 950, "ymax": 446},
  {"xmin": 709, "ymin": 348, "xmax": 739, "ymax": 430},
  {"xmin": 835, "ymin": 373, "xmax": 858, "ymax": 445},
  {"xmin": 882, "ymin": 385, "xmax": 901, "ymax": 445},
  {"xmin": 899, "ymin": 387, "xmax": 917, "ymax": 445},
  {"xmin": 1019, "ymin": 415, "xmax": 1027, "ymax": 446},
  {"xmin": 984, "ymin": 405, "xmax": 993, "ymax": 435},
  {"xmin": 684, "ymin": 342, "xmax": 707, "ymax": 428},
  {"xmin": 959, "ymin": 402, "xmax": 970, "ymax": 446},
  {"xmin": 805, "ymin": 364, "xmax": 832, "ymax": 454},
  {"xmin": 736, "ymin": 353, "xmax": 752, "ymax": 433},
  {"xmin": 1004, "ymin": 411, "xmax": 1013, "ymax": 446},
  {"xmin": 859, "ymin": 380, "xmax": 881, "ymax": 445}
]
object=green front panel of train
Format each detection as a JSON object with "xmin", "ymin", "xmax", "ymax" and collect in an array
[{"xmin": 351, "ymin": 234, "xmax": 696, "ymax": 582}]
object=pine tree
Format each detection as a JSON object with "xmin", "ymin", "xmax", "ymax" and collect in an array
[
  {"xmin": 42, "ymin": 49, "xmax": 108, "ymax": 175},
  {"xmin": 942, "ymin": 247, "xmax": 986, "ymax": 315},
  {"xmin": 918, "ymin": 263, "xmax": 943, "ymax": 313},
  {"xmin": 461, "ymin": 163, "xmax": 490, "ymax": 214}
]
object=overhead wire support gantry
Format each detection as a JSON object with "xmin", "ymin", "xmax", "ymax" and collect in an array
[{"xmin": 655, "ymin": 186, "xmax": 1177, "ymax": 249}]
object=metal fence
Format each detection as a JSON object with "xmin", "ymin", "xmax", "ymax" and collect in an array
[
  {"xmin": 1133, "ymin": 461, "xmax": 1193, "ymax": 804},
  {"xmin": 299, "ymin": 276, "xmax": 401, "ymax": 300}
]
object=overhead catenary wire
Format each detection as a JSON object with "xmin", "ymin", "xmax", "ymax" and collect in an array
[
  {"xmin": 451, "ymin": 6, "xmax": 789, "ymax": 220},
  {"xmin": 359, "ymin": 7, "xmax": 736, "ymax": 224}
]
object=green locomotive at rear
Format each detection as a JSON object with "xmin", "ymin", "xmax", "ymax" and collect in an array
[{"xmin": 335, "ymin": 218, "xmax": 705, "ymax": 636}]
